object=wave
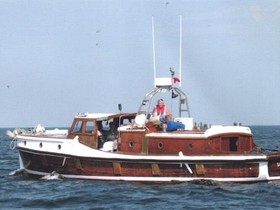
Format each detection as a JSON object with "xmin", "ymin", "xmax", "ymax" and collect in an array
[
  {"xmin": 9, "ymin": 168, "xmax": 24, "ymax": 176},
  {"xmin": 40, "ymin": 171, "xmax": 64, "ymax": 180}
]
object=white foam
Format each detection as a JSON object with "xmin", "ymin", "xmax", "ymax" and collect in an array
[
  {"xmin": 41, "ymin": 171, "xmax": 63, "ymax": 180},
  {"xmin": 9, "ymin": 168, "xmax": 24, "ymax": 176}
]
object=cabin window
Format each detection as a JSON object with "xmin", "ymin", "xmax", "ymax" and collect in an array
[
  {"xmin": 128, "ymin": 140, "xmax": 135, "ymax": 148},
  {"xmin": 86, "ymin": 121, "xmax": 94, "ymax": 133},
  {"xmin": 229, "ymin": 137, "xmax": 238, "ymax": 151},
  {"xmin": 122, "ymin": 119, "xmax": 130, "ymax": 125},
  {"xmin": 73, "ymin": 120, "xmax": 83, "ymax": 133},
  {"xmin": 158, "ymin": 142, "xmax": 163, "ymax": 150}
]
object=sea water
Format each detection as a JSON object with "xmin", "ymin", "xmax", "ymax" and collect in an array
[{"xmin": 1, "ymin": 126, "xmax": 280, "ymax": 209}]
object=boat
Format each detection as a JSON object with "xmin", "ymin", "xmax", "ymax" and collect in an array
[
  {"xmin": 6, "ymin": 17, "xmax": 280, "ymax": 183},
  {"xmin": 6, "ymin": 69, "xmax": 280, "ymax": 183}
]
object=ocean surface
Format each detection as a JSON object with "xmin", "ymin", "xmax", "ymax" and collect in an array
[{"xmin": 1, "ymin": 126, "xmax": 280, "ymax": 210}]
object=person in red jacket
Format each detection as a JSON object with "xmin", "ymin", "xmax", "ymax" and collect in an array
[{"xmin": 152, "ymin": 99, "xmax": 171, "ymax": 122}]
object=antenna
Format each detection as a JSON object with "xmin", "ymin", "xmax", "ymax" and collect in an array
[
  {"xmin": 152, "ymin": 16, "xmax": 183, "ymax": 87},
  {"xmin": 118, "ymin": 104, "xmax": 122, "ymax": 113},
  {"xmin": 179, "ymin": 15, "xmax": 182, "ymax": 87},
  {"xmin": 152, "ymin": 16, "xmax": 157, "ymax": 87}
]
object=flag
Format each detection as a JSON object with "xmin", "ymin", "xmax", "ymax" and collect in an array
[
  {"xmin": 173, "ymin": 77, "xmax": 180, "ymax": 84},
  {"xmin": 172, "ymin": 90, "xmax": 178, "ymax": 98}
]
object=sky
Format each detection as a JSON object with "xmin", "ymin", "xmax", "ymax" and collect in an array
[{"xmin": 1, "ymin": 0, "xmax": 280, "ymax": 127}]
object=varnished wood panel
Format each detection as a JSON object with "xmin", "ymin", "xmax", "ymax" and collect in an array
[{"xmin": 19, "ymin": 150, "xmax": 259, "ymax": 179}]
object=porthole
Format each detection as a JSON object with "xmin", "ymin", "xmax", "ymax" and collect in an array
[
  {"xmin": 188, "ymin": 144, "xmax": 193, "ymax": 150},
  {"xmin": 39, "ymin": 142, "xmax": 43, "ymax": 148},
  {"xmin": 158, "ymin": 142, "xmax": 163, "ymax": 150},
  {"xmin": 128, "ymin": 141, "xmax": 134, "ymax": 148},
  {"xmin": 58, "ymin": 145, "xmax": 61, "ymax": 150}
]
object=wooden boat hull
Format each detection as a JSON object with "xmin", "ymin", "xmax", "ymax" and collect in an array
[{"xmin": 17, "ymin": 148, "xmax": 280, "ymax": 183}]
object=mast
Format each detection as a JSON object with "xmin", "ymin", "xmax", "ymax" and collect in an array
[
  {"xmin": 138, "ymin": 16, "xmax": 191, "ymax": 118},
  {"xmin": 179, "ymin": 15, "xmax": 182, "ymax": 87},
  {"xmin": 152, "ymin": 16, "xmax": 157, "ymax": 87}
]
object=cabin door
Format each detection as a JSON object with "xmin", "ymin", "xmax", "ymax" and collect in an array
[{"xmin": 68, "ymin": 119, "xmax": 98, "ymax": 149}]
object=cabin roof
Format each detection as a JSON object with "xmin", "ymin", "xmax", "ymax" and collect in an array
[
  {"xmin": 145, "ymin": 125, "xmax": 252, "ymax": 138},
  {"xmin": 74, "ymin": 112, "xmax": 137, "ymax": 121}
]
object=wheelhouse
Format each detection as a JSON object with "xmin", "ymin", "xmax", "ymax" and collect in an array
[{"xmin": 67, "ymin": 113, "xmax": 137, "ymax": 149}]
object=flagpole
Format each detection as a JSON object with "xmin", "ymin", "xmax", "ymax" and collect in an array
[
  {"xmin": 152, "ymin": 16, "xmax": 157, "ymax": 87},
  {"xmin": 179, "ymin": 15, "xmax": 182, "ymax": 87}
]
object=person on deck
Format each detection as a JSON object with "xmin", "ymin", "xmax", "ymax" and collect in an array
[
  {"xmin": 106, "ymin": 121, "xmax": 118, "ymax": 141},
  {"xmin": 152, "ymin": 99, "xmax": 171, "ymax": 122}
]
